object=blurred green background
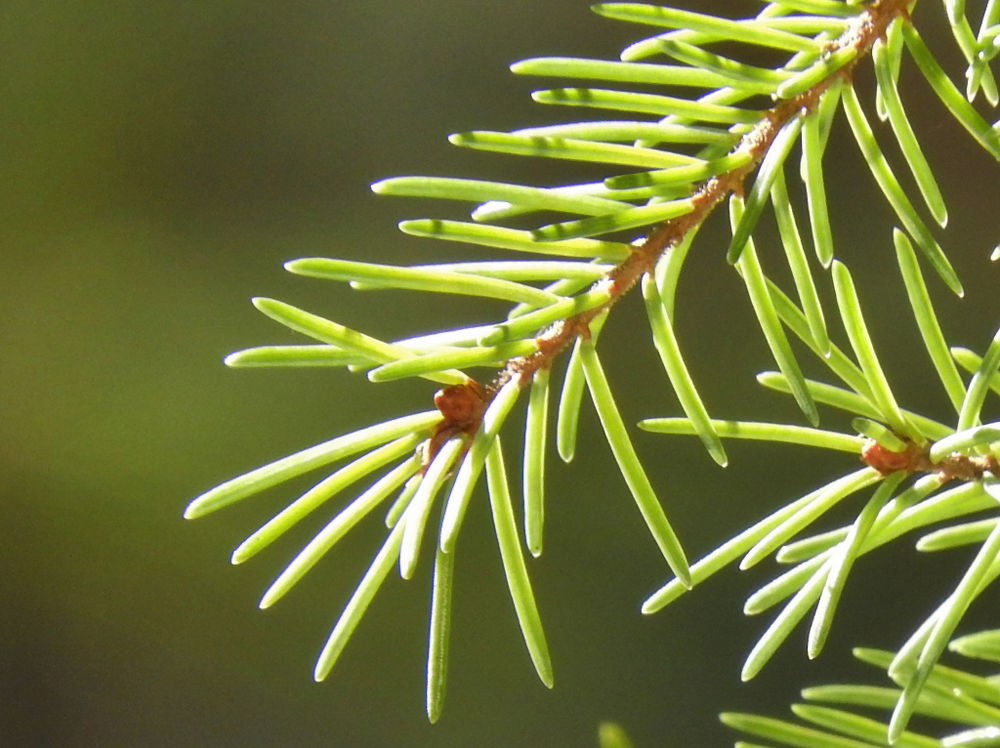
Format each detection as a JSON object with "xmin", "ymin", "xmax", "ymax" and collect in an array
[{"xmin": 2, "ymin": 1, "xmax": 998, "ymax": 745}]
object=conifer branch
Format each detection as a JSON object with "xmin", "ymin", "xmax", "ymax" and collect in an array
[{"xmin": 186, "ymin": 0, "xmax": 1000, "ymax": 733}]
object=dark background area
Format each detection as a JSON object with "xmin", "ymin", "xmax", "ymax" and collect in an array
[{"xmin": 1, "ymin": 1, "xmax": 998, "ymax": 745}]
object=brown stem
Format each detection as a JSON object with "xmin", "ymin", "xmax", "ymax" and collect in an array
[
  {"xmin": 436, "ymin": 0, "xmax": 912, "ymax": 432},
  {"xmin": 862, "ymin": 438, "xmax": 1000, "ymax": 482}
]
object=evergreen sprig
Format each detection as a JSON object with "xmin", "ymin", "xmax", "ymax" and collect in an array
[
  {"xmin": 724, "ymin": 630, "xmax": 1000, "ymax": 746},
  {"xmin": 642, "ymin": 234, "xmax": 1000, "ymax": 739},
  {"xmin": 186, "ymin": 0, "xmax": 1000, "ymax": 733}
]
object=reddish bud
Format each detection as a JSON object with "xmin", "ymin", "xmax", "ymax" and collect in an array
[
  {"xmin": 423, "ymin": 380, "xmax": 488, "ymax": 470},
  {"xmin": 861, "ymin": 439, "xmax": 924, "ymax": 476},
  {"xmin": 433, "ymin": 381, "xmax": 486, "ymax": 426}
]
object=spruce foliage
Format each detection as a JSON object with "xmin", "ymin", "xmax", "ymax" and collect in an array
[{"xmin": 187, "ymin": 0, "xmax": 1000, "ymax": 740}]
